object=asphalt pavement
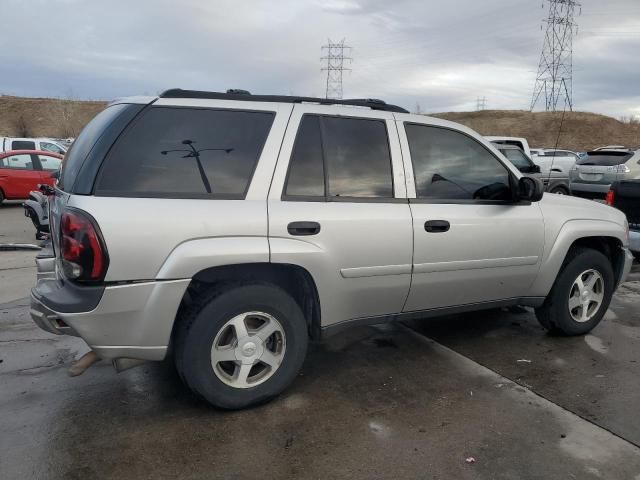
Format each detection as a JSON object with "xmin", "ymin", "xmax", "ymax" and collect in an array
[{"xmin": 2, "ymin": 202, "xmax": 640, "ymax": 479}]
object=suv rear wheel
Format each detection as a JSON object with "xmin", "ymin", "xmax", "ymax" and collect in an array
[
  {"xmin": 535, "ymin": 248, "xmax": 614, "ymax": 335},
  {"xmin": 174, "ymin": 284, "xmax": 308, "ymax": 409}
]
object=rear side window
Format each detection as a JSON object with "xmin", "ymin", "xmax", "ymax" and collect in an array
[
  {"xmin": 12, "ymin": 140, "xmax": 36, "ymax": 150},
  {"xmin": 38, "ymin": 154, "xmax": 63, "ymax": 171},
  {"xmin": 95, "ymin": 107, "xmax": 274, "ymax": 198},
  {"xmin": 284, "ymin": 114, "xmax": 394, "ymax": 200}
]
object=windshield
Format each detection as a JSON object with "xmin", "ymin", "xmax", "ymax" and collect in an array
[
  {"xmin": 579, "ymin": 152, "xmax": 634, "ymax": 166},
  {"xmin": 499, "ymin": 148, "xmax": 533, "ymax": 171}
]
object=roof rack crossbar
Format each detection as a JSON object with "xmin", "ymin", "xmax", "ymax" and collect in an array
[{"xmin": 159, "ymin": 89, "xmax": 409, "ymax": 113}]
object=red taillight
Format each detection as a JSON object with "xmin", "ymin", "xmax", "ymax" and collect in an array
[
  {"xmin": 605, "ymin": 190, "xmax": 615, "ymax": 206},
  {"xmin": 60, "ymin": 209, "xmax": 108, "ymax": 282}
]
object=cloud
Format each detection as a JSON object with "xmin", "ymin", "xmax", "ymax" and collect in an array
[{"xmin": 0, "ymin": 0, "xmax": 638, "ymax": 117}]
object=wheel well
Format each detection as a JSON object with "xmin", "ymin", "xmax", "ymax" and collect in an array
[
  {"xmin": 173, "ymin": 263, "xmax": 322, "ymax": 340},
  {"xmin": 567, "ymin": 236, "xmax": 625, "ymax": 282}
]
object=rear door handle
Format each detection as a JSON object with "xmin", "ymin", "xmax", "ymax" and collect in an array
[
  {"xmin": 287, "ymin": 221, "xmax": 321, "ymax": 236},
  {"xmin": 424, "ymin": 220, "xmax": 450, "ymax": 233}
]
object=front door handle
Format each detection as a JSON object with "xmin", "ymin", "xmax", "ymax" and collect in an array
[
  {"xmin": 424, "ymin": 220, "xmax": 450, "ymax": 233},
  {"xmin": 287, "ymin": 221, "xmax": 321, "ymax": 236}
]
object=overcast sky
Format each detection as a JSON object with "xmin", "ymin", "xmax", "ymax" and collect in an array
[{"xmin": 1, "ymin": 0, "xmax": 639, "ymax": 117}]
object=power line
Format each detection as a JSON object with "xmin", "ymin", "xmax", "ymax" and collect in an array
[
  {"xmin": 530, "ymin": 0, "xmax": 581, "ymax": 112},
  {"xmin": 476, "ymin": 96, "xmax": 487, "ymax": 111},
  {"xmin": 321, "ymin": 39, "xmax": 352, "ymax": 100}
]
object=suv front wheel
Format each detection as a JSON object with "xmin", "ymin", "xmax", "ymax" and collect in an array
[
  {"xmin": 174, "ymin": 284, "xmax": 308, "ymax": 409},
  {"xmin": 535, "ymin": 247, "xmax": 614, "ymax": 335}
]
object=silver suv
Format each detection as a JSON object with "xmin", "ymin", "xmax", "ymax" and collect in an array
[
  {"xmin": 31, "ymin": 89, "xmax": 633, "ymax": 409},
  {"xmin": 570, "ymin": 148, "xmax": 640, "ymax": 199}
]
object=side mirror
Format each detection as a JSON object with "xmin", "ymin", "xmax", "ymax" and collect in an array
[
  {"xmin": 50, "ymin": 170, "xmax": 60, "ymax": 180},
  {"xmin": 518, "ymin": 176, "xmax": 544, "ymax": 202},
  {"xmin": 533, "ymin": 164, "xmax": 541, "ymax": 173}
]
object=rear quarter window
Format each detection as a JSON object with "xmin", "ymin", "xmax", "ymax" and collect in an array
[
  {"xmin": 95, "ymin": 107, "xmax": 275, "ymax": 198},
  {"xmin": 59, "ymin": 103, "xmax": 144, "ymax": 192}
]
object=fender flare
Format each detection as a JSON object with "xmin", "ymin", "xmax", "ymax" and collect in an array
[
  {"xmin": 529, "ymin": 218, "xmax": 626, "ymax": 296},
  {"xmin": 155, "ymin": 236, "xmax": 270, "ymax": 279}
]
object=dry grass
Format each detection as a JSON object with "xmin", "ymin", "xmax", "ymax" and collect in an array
[
  {"xmin": 0, "ymin": 95, "xmax": 106, "ymax": 138},
  {"xmin": 431, "ymin": 110, "xmax": 640, "ymax": 151},
  {"xmin": 1, "ymin": 95, "xmax": 639, "ymax": 151}
]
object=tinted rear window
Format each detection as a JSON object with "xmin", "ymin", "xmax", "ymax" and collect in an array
[
  {"xmin": 579, "ymin": 152, "xmax": 634, "ymax": 166},
  {"xmin": 12, "ymin": 140, "xmax": 36, "ymax": 150},
  {"xmin": 59, "ymin": 104, "xmax": 132, "ymax": 191},
  {"xmin": 95, "ymin": 107, "xmax": 274, "ymax": 198}
]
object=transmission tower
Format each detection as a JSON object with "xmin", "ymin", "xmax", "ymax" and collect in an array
[
  {"xmin": 530, "ymin": 0, "xmax": 581, "ymax": 112},
  {"xmin": 476, "ymin": 96, "xmax": 487, "ymax": 111},
  {"xmin": 321, "ymin": 39, "xmax": 352, "ymax": 100}
]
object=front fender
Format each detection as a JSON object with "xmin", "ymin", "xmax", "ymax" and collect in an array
[
  {"xmin": 155, "ymin": 236, "xmax": 269, "ymax": 279},
  {"xmin": 529, "ymin": 219, "xmax": 626, "ymax": 296}
]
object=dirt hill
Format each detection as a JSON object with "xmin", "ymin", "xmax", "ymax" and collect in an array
[
  {"xmin": 0, "ymin": 95, "xmax": 106, "ymax": 138},
  {"xmin": 432, "ymin": 110, "xmax": 640, "ymax": 151},
  {"xmin": 1, "ymin": 95, "xmax": 639, "ymax": 151}
]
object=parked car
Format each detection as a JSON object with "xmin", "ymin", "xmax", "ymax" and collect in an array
[
  {"xmin": 570, "ymin": 149, "xmax": 640, "ymax": 199},
  {"xmin": 606, "ymin": 180, "xmax": 640, "ymax": 259},
  {"xmin": 1, "ymin": 137, "xmax": 67, "ymax": 154},
  {"xmin": 30, "ymin": 89, "xmax": 632, "ymax": 409},
  {"xmin": 493, "ymin": 144, "xmax": 571, "ymax": 195},
  {"xmin": 485, "ymin": 136, "xmax": 531, "ymax": 157},
  {"xmin": 530, "ymin": 149, "xmax": 578, "ymax": 174},
  {"xmin": 0, "ymin": 150, "xmax": 62, "ymax": 204}
]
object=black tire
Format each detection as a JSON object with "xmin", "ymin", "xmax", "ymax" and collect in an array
[
  {"xmin": 0, "ymin": 189, "xmax": 4, "ymax": 205},
  {"xmin": 632, "ymin": 251, "xmax": 640, "ymax": 261},
  {"xmin": 174, "ymin": 284, "xmax": 308, "ymax": 409},
  {"xmin": 535, "ymin": 248, "xmax": 614, "ymax": 335},
  {"xmin": 550, "ymin": 186, "xmax": 569, "ymax": 195}
]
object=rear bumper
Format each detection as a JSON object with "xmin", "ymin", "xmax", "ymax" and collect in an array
[{"xmin": 30, "ymin": 262, "xmax": 190, "ymax": 360}]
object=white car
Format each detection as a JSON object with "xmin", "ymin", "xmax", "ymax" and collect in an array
[
  {"xmin": 532, "ymin": 149, "xmax": 578, "ymax": 174},
  {"xmin": 0, "ymin": 137, "xmax": 67, "ymax": 155}
]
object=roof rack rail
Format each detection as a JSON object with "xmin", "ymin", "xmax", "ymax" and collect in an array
[{"xmin": 159, "ymin": 89, "xmax": 409, "ymax": 113}]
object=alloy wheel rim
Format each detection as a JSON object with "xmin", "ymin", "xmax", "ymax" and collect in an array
[
  {"xmin": 211, "ymin": 311, "xmax": 286, "ymax": 388},
  {"xmin": 568, "ymin": 269, "xmax": 604, "ymax": 323}
]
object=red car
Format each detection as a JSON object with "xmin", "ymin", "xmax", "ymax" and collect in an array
[{"xmin": 0, "ymin": 150, "xmax": 63, "ymax": 204}]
